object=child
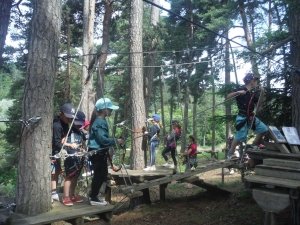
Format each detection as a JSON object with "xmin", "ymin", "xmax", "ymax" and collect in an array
[
  {"xmin": 62, "ymin": 111, "xmax": 87, "ymax": 206},
  {"xmin": 184, "ymin": 135, "xmax": 197, "ymax": 188},
  {"xmin": 80, "ymin": 120, "xmax": 93, "ymax": 177},
  {"xmin": 162, "ymin": 122, "xmax": 181, "ymax": 172},
  {"xmin": 51, "ymin": 103, "xmax": 76, "ymax": 202},
  {"xmin": 143, "ymin": 114, "xmax": 162, "ymax": 171},
  {"xmin": 88, "ymin": 98, "xmax": 123, "ymax": 206},
  {"xmin": 227, "ymin": 73, "xmax": 268, "ymax": 158}
]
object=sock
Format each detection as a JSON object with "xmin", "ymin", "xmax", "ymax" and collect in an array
[{"xmin": 51, "ymin": 191, "xmax": 57, "ymax": 195}]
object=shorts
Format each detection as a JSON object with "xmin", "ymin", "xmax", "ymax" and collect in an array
[
  {"xmin": 51, "ymin": 159, "xmax": 61, "ymax": 174},
  {"xmin": 64, "ymin": 156, "xmax": 83, "ymax": 178},
  {"xmin": 235, "ymin": 115, "xmax": 268, "ymax": 142}
]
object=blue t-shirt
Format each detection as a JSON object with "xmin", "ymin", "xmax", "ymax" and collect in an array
[{"xmin": 87, "ymin": 117, "xmax": 117, "ymax": 153}]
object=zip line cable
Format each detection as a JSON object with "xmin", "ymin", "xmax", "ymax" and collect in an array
[{"xmin": 142, "ymin": 0, "xmax": 297, "ymax": 72}]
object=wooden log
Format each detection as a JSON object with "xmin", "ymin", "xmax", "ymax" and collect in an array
[
  {"xmin": 65, "ymin": 217, "xmax": 84, "ymax": 225},
  {"xmin": 192, "ymin": 180, "xmax": 231, "ymax": 195}
]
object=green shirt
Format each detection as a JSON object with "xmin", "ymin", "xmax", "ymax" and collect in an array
[{"xmin": 87, "ymin": 117, "xmax": 117, "ymax": 153}]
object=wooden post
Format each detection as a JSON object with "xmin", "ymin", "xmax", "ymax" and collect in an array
[
  {"xmin": 159, "ymin": 183, "xmax": 168, "ymax": 201},
  {"xmin": 142, "ymin": 188, "xmax": 151, "ymax": 205}
]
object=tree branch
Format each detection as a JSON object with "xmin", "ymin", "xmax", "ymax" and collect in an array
[{"xmin": 261, "ymin": 36, "xmax": 294, "ymax": 55}]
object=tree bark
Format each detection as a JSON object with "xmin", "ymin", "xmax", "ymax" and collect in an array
[
  {"xmin": 96, "ymin": 0, "xmax": 113, "ymax": 98},
  {"xmin": 225, "ymin": 31, "xmax": 232, "ymax": 142},
  {"xmin": 17, "ymin": 0, "xmax": 61, "ymax": 215},
  {"xmin": 130, "ymin": 0, "xmax": 145, "ymax": 170},
  {"xmin": 144, "ymin": 0, "xmax": 160, "ymax": 116},
  {"xmin": 0, "ymin": 0, "xmax": 13, "ymax": 66},
  {"xmin": 82, "ymin": 0, "xmax": 95, "ymax": 119},
  {"xmin": 238, "ymin": 1, "xmax": 259, "ymax": 75},
  {"xmin": 288, "ymin": 0, "xmax": 300, "ymax": 134}
]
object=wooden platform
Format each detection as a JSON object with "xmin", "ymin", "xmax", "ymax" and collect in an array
[{"xmin": 8, "ymin": 195, "xmax": 114, "ymax": 225}]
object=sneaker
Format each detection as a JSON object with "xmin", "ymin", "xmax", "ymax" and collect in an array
[
  {"xmin": 71, "ymin": 195, "xmax": 83, "ymax": 203},
  {"xmin": 62, "ymin": 197, "xmax": 73, "ymax": 206},
  {"xmin": 150, "ymin": 166, "xmax": 156, "ymax": 171},
  {"xmin": 162, "ymin": 163, "xmax": 171, "ymax": 167},
  {"xmin": 143, "ymin": 167, "xmax": 151, "ymax": 171},
  {"xmin": 229, "ymin": 169, "xmax": 235, "ymax": 174},
  {"xmin": 82, "ymin": 171, "xmax": 93, "ymax": 177},
  {"xmin": 251, "ymin": 144, "xmax": 260, "ymax": 150},
  {"xmin": 90, "ymin": 197, "xmax": 107, "ymax": 206},
  {"xmin": 51, "ymin": 193, "xmax": 59, "ymax": 201}
]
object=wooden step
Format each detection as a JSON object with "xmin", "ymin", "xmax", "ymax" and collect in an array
[
  {"xmin": 255, "ymin": 164, "xmax": 300, "ymax": 180},
  {"xmin": 263, "ymin": 158, "xmax": 300, "ymax": 169},
  {"xmin": 245, "ymin": 174, "xmax": 300, "ymax": 189}
]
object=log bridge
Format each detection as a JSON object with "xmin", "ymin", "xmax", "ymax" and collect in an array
[{"xmin": 107, "ymin": 161, "xmax": 236, "ymax": 208}]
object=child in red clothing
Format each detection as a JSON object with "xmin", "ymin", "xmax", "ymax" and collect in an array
[{"xmin": 184, "ymin": 135, "xmax": 197, "ymax": 172}]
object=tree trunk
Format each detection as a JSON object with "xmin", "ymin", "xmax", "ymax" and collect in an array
[
  {"xmin": 96, "ymin": 0, "xmax": 113, "ymax": 98},
  {"xmin": 288, "ymin": 0, "xmax": 300, "ymax": 134},
  {"xmin": 159, "ymin": 73, "xmax": 166, "ymax": 137},
  {"xmin": 192, "ymin": 95, "xmax": 198, "ymax": 139},
  {"xmin": 0, "ymin": 0, "xmax": 12, "ymax": 66},
  {"xmin": 130, "ymin": 0, "xmax": 145, "ymax": 170},
  {"xmin": 144, "ymin": 0, "xmax": 160, "ymax": 115},
  {"xmin": 64, "ymin": 15, "xmax": 71, "ymax": 101},
  {"xmin": 82, "ymin": 0, "xmax": 95, "ymax": 119},
  {"xmin": 225, "ymin": 31, "xmax": 232, "ymax": 141},
  {"xmin": 238, "ymin": 1, "xmax": 259, "ymax": 75},
  {"xmin": 17, "ymin": 0, "xmax": 61, "ymax": 215}
]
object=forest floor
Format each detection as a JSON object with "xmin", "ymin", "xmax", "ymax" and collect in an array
[{"xmin": 80, "ymin": 165, "xmax": 291, "ymax": 225}]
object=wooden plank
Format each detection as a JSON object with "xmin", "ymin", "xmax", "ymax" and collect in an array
[
  {"xmin": 181, "ymin": 176, "xmax": 200, "ymax": 183},
  {"xmin": 263, "ymin": 158, "xmax": 300, "ymax": 169},
  {"xmin": 263, "ymin": 142, "xmax": 282, "ymax": 151},
  {"xmin": 252, "ymin": 188, "xmax": 290, "ymax": 213},
  {"xmin": 124, "ymin": 191, "xmax": 143, "ymax": 199},
  {"xmin": 247, "ymin": 150, "xmax": 300, "ymax": 161},
  {"xmin": 12, "ymin": 199, "xmax": 114, "ymax": 225},
  {"xmin": 192, "ymin": 180, "xmax": 231, "ymax": 195},
  {"xmin": 120, "ymin": 161, "xmax": 235, "ymax": 194},
  {"xmin": 245, "ymin": 175, "xmax": 300, "ymax": 189},
  {"xmin": 255, "ymin": 164, "xmax": 300, "ymax": 180}
]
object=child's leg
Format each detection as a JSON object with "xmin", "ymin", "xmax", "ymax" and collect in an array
[
  {"xmin": 229, "ymin": 139, "xmax": 239, "ymax": 154},
  {"xmin": 170, "ymin": 148, "xmax": 177, "ymax": 167},
  {"xmin": 63, "ymin": 177, "xmax": 72, "ymax": 197},
  {"xmin": 162, "ymin": 146, "xmax": 170, "ymax": 162},
  {"xmin": 69, "ymin": 176, "xmax": 79, "ymax": 195}
]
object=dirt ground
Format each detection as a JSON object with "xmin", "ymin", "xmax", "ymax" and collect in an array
[{"xmin": 81, "ymin": 167, "xmax": 291, "ymax": 225}]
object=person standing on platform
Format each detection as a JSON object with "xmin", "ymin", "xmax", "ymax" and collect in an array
[
  {"xmin": 143, "ymin": 114, "xmax": 162, "ymax": 171},
  {"xmin": 62, "ymin": 111, "xmax": 87, "ymax": 206},
  {"xmin": 88, "ymin": 98, "xmax": 124, "ymax": 206},
  {"xmin": 162, "ymin": 121, "xmax": 181, "ymax": 172},
  {"xmin": 51, "ymin": 103, "xmax": 76, "ymax": 203},
  {"xmin": 227, "ymin": 73, "xmax": 268, "ymax": 159},
  {"xmin": 184, "ymin": 135, "xmax": 197, "ymax": 188}
]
